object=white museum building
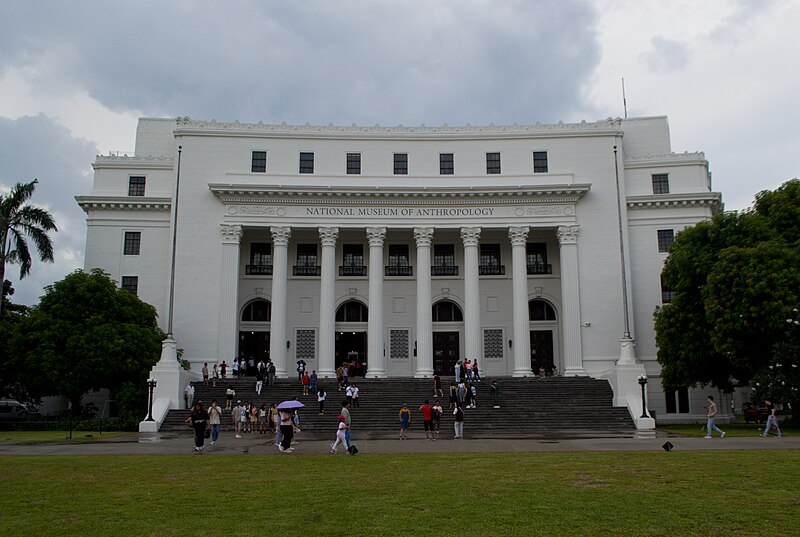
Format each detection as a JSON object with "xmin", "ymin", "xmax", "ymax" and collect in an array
[{"xmin": 76, "ymin": 116, "xmax": 722, "ymax": 429}]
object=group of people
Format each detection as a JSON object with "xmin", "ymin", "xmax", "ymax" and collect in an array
[
  {"xmin": 400, "ymin": 399, "xmax": 466, "ymax": 440},
  {"xmin": 453, "ymin": 359, "xmax": 480, "ymax": 383},
  {"xmin": 198, "ymin": 357, "xmax": 278, "ymax": 388},
  {"xmin": 705, "ymin": 395, "xmax": 783, "ymax": 439}
]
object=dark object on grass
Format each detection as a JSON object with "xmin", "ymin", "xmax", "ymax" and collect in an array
[
  {"xmin": 348, "ymin": 444, "xmax": 358, "ymax": 455},
  {"xmin": 662, "ymin": 441, "xmax": 674, "ymax": 452}
]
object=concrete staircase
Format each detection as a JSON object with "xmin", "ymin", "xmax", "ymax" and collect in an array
[{"xmin": 161, "ymin": 376, "xmax": 636, "ymax": 439}]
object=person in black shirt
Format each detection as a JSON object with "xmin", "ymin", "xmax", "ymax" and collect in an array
[{"xmin": 762, "ymin": 399, "xmax": 782, "ymax": 438}]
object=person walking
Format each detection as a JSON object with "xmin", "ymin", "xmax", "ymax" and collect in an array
[
  {"xmin": 341, "ymin": 400, "xmax": 352, "ymax": 449},
  {"xmin": 490, "ymin": 380, "xmax": 500, "ymax": 408},
  {"xmin": 184, "ymin": 382, "xmax": 195, "ymax": 409},
  {"xmin": 225, "ymin": 385, "xmax": 235, "ymax": 410},
  {"xmin": 296, "ymin": 360, "xmax": 306, "ymax": 382},
  {"xmin": 432, "ymin": 400, "xmax": 443, "ymax": 438},
  {"xmin": 255, "ymin": 369, "xmax": 264, "ymax": 396},
  {"xmin": 268, "ymin": 361, "xmax": 276, "ymax": 385},
  {"xmin": 419, "ymin": 399, "xmax": 434, "ymax": 440},
  {"xmin": 449, "ymin": 383, "xmax": 458, "ymax": 410},
  {"xmin": 351, "ymin": 383, "xmax": 360, "ymax": 408},
  {"xmin": 704, "ymin": 395, "xmax": 726, "ymax": 439},
  {"xmin": 473, "ymin": 360, "xmax": 481, "ymax": 382},
  {"xmin": 212, "ymin": 363, "xmax": 219, "ymax": 387},
  {"xmin": 453, "ymin": 403, "xmax": 464, "ymax": 439},
  {"xmin": 188, "ymin": 401, "xmax": 210, "ymax": 452},
  {"xmin": 269, "ymin": 403, "xmax": 280, "ymax": 446},
  {"xmin": 207, "ymin": 399, "xmax": 222, "ymax": 445},
  {"xmin": 469, "ymin": 383, "xmax": 477, "ymax": 409},
  {"xmin": 278, "ymin": 408, "xmax": 294, "ymax": 452},
  {"xmin": 231, "ymin": 400, "xmax": 244, "ymax": 438},
  {"xmin": 434, "ymin": 374, "xmax": 443, "ymax": 397},
  {"xmin": 399, "ymin": 403, "xmax": 411, "ymax": 439},
  {"xmin": 330, "ymin": 414, "xmax": 349, "ymax": 454},
  {"xmin": 220, "ymin": 360, "xmax": 227, "ymax": 379},
  {"xmin": 231, "ymin": 359, "xmax": 239, "ymax": 379},
  {"xmin": 762, "ymin": 399, "xmax": 782, "ymax": 438},
  {"xmin": 309, "ymin": 370, "xmax": 318, "ymax": 397},
  {"xmin": 454, "ymin": 361, "xmax": 461, "ymax": 383},
  {"xmin": 202, "ymin": 363, "xmax": 209, "ymax": 386},
  {"xmin": 302, "ymin": 372, "xmax": 310, "ymax": 396},
  {"xmin": 318, "ymin": 386, "xmax": 327, "ymax": 414}
]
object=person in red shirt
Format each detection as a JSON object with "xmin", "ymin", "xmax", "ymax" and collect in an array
[
  {"xmin": 419, "ymin": 400, "xmax": 434, "ymax": 440},
  {"xmin": 302, "ymin": 372, "xmax": 310, "ymax": 395}
]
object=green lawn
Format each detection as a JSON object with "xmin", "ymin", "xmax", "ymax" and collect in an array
[
  {"xmin": 0, "ymin": 430, "xmax": 132, "ymax": 443},
  {"xmin": 1, "ymin": 451, "xmax": 798, "ymax": 536},
  {"xmin": 658, "ymin": 420, "xmax": 795, "ymax": 438}
]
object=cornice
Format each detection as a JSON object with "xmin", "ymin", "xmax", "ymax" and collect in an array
[
  {"xmin": 92, "ymin": 155, "xmax": 175, "ymax": 170},
  {"xmin": 175, "ymin": 116, "xmax": 624, "ymax": 140},
  {"xmin": 208, "ymin": 183, "xmax": 590, "ymax": 206},
  {"xmin": 624, "ymin": 152, "xmax": 707, "ymax": 169},
  {"xmin": 627, "ymin": 192, "xmax": 722, "ymax": 210},
  {"xmin": 75, "ymin": 196, "xmax": 172, "ymax": 212}
]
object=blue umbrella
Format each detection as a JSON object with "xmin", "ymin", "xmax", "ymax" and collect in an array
[{"xmin": 277, "ymin": 400, "xmax": 305, "ymax": 410}]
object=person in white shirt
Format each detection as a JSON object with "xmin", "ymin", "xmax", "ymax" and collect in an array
[{"xmin": 184, "ymin": 383, "xmax": 194, "ymax": 409}]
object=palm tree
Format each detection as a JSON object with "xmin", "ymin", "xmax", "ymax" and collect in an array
[{"xmin": 0, "ymin": 179, "xmax": 57, "ymax": 318}]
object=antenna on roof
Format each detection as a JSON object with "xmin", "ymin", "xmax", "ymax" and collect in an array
[{"xmin": 621, "ymin": 77, "xmax": 628, "ymax": 119}]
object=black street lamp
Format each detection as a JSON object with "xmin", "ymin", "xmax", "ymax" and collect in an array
[
  {"xmin": 637, "ymin": 374, "xmax": 649, "ymax": 418},
  {"xmin": 146, "ymin": 379, "xmax": 157, "ymax": 421}
]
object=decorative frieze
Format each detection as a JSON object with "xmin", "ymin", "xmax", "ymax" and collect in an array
[{"xmin": 514, "ymin": 205, "xmax": 574, "ymax": 217}]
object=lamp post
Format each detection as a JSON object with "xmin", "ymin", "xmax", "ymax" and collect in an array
[
  {"xmin": 637, "ymin": 374, "xmax": 649, "ymax": 418},
  {"xmin": 146, "ymin": 378, "xmax": 157, "ymax": 421}
]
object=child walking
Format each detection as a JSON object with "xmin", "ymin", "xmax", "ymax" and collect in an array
[{"xmin": 330, "ymin": 414, "xmax": 349, "ymax": 454}]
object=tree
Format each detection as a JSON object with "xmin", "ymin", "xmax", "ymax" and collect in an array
[
  {"xmin": 8, "ymin": 269, "xmax": 164, "ymax": 422},
  {"xmin": 655, "ymin": 179, "xmax": 800, "ymax": 396},
  {"xmin": 0, "ymin": 280, "xmax": 31, "ymax": 401},
  {"xmin": 0, "ymin": 179, "xmax": 57, "ymax": 319},
  {"xmin": 751, "ymin": 311, "xmax": 800, "ymax": 424}
]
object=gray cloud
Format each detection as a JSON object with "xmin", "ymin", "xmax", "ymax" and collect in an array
[
  {"xmin": 0, "ymin": 115, "xmax": 97, "ymax": 305},
  {"xmin": 643, "ymin": 36, "xmax": 690, "ymax": 73},
  {"xmin": 0, "ymin": 0, "xmax": 601, "ymax": 125}
]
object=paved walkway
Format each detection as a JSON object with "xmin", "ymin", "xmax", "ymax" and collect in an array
[{"xmin": 0, "ymin": 431, "xmax": 796, "ymax": 456}]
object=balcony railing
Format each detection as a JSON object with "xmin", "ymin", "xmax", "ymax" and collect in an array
[
  {"xmin": 245, "ymin": 264, "xmax": 273, "ymax": 275},
  {"xmin": 527, "ymin": 263, "xmax": 553, "ymax": 275},
  {"xmin": 339, "ymin": 265, "xmax": 367, "ymax": 277},
  {"xmin": 431, "ymin": 265, "xmax": 459, "ymax": 276},
  {"xmin": 479, "ymin": 264, "xmax": 505, "ymax": 275},
  {"xmin": 293, "ymin": 265, "xmax": 321, "ymax": 276},
  {"xmin": 385, "ymin": 265, "xmax": 413, "ymax": 277}
]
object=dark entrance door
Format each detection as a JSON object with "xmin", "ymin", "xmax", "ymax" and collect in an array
[
  {"xmin": 433, "ymin": 331, "xmax": 459, "ymax": 375},
  {"xmin": 239, "ymin": 331, "xmax": 270, "ymax": 363},
  {"xmin": 530, "ymin": 330, "xmax": 554, "ymax": 375},
  {"xmin": 335, "ymin": 331, "xmax": 367, "ymax": 376}
]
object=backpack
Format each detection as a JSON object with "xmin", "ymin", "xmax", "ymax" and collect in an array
[{"xmin": 348, "ymin": 444, "xmax": 359, "ymax": 455}]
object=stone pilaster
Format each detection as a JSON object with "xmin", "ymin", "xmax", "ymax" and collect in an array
[
  {"xmin": 557, "ymin": 225, "xmax": 587, "ymax": 376},
  {"xmin": 219, "ymin": 224, "xmax": 243, "ymax": 366}
]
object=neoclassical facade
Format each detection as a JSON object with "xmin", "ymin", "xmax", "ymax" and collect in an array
[{"xmin": 78, "ymin": 116, "xmax": 722, "ymax": 426}]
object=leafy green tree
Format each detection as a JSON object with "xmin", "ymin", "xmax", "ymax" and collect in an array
[
  {"xmin": 655, "ymin": 179, "xmax": 800, "ymax": 394},
  {"xmin": 9, "ymin": 269, "xmax": 164, "ymax": 421},
  {"xmin": 0, "ymin": 179, "xmax": 57, "ymax": 319},
  {"xmin": 751, "ymin": 312, "xmax": 800, "ymax": 424},
  {"xmin": 0, "ymin": 280, "xmax": 31, "ymax": 400}
]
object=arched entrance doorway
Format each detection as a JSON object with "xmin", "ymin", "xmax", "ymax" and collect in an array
[
  {"xmin": 529, "ymin": 299, "xmax": 557, "ymax": 376},
  {"xmin": 336, "ymin": 300, "xmax": 368, "ymax": 377},
  {"xmin": 239, "ymin": 299, "xmax": 270, "ymax": 373},
  {"xmin": 433, "ymin": 300, "xmax": 463, "ymax": 375}
]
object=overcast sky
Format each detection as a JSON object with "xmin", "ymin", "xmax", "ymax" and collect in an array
[{"xmin": 1, "ymin": 0, "xmax": 798, "ymax": 306}]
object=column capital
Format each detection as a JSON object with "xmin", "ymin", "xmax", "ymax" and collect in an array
[
  {"xmin": 270, "ymin": 226, "xmax": 292, "ymax": 247},
  {"xmin": 508, "ymin": 226, "xmax": 530, "ymax": 247},
  {"xmin": 557, "ymin": 225, "xmax": 580, "ymax": 245},
  {"xmin": 414, "ymin": 227, "xmax": 434, "ymax": 247},
  {"xmin": 366, "ymin": 227, "xmax": 387, "ymax": 247},
  {"xmin": 220, "ymin": 224, "xmax": 243, "ymax": 244},
  {"xmin": 318, "ymin": 226, "xmax": 339, "ymax": 247},
  {"xmin": 461, "ymin": 227, "xmax": 481, "ymax": 247}
]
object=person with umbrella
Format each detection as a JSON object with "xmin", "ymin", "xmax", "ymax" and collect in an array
[{"xmin": 277, "ymin": 400, "xmax": 304, "ymax": 452}]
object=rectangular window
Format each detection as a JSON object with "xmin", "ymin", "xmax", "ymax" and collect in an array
[
  {"xmin": 483, "ymin": 329, "xmax": 504, "ymax": 359},
  {"xmin": 661, "ymin": 275, "xmax": 675, "ymax": 304},
  {"xmin": 432, "ymin": 244, "xmax": 457, "ymax": 275},
  {"xmin": 247, "ymin": 243, "xmax": 272, "ymax": 275},
  {"xmin": 657, "ymin": 229, "xmax": 675, "ymax": 253},
  {"xmin": 526, "ymin": 243, "xmax": 551, "ymax": 274},
  {"xmin": 390, "ymin": 329, "xmax": 409, "ymax": 359},
  {"xmin": 123, "ymin": 231, "xmax": 141, "ymax": 255},
  {"xmin": 387, "ymin": 244, "xmax": 411, "ymax": 276},
  {"xmin": 533, "ymin": 151, "xmax": 548, "ymax": 173},
  {"xmin": 121, "ymin": 276, "xmax": 138, "ymax": 295},
  {"xmin": 486, "ymin": 152, "xmax": 501, "ymax": 174},
  {"xmin": 128, "ymin": 176, "xmax": 146, "ymax": 196},
  {"xmin": 299, "ymin": 152, "xmax": 314, "ymax": 174},
  {"xmin": 251, "ymin": 151, "xmax": 267, "ymax": 173},
  {"xmin": 479, "ymin": 244, "xmax": 504, "ymax": 275},
  {"xmin": 341, "ymin": 244, "xmax": 365, "ymax": 276},
  {"xmin": 652, "ymin": 173, "xmax": 670, "ymax": 194},
  {"xmin": 665, "ymin": 387, "xmax": 690, "ymax": 413},
  {"xmin": 346, "ymin": 153, "xmax": 361, "ymax": 175},
  {"xmin": 394, "ymin": 153, "xmax": 408, "ymax": 175},
  {"xmin": 296, "ymin": 329, "xmax": 316, "ymax": 360},
  {"xmin": 439, "ymin": 153, "xmax": 454, "ymax": 175},
  {"xmin": 294, "ymin": 244, "xmax": 320, "ymax": 276}
]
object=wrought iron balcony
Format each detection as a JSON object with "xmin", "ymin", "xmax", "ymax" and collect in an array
[
  {"xmin": 245, "ymin": 264, "xmax": 273, "ymax": 275},
  {"xmin": 293, "ymin": 265, "xmax": 321, "ymax": 276},
  {"xmin": 527, "ymin": 263, "xmax": 553, "ymax": 275},
  {"xmin": 339, "ymin": 265, "xmax": 368, "ymax": 277},
  {"xmin": 431, "ymin": 265, "xmax": 459, "ymax": 276},
  {"xmin": 385, "ymin": 265, "xmax": 413, "ymax": 276},
  {"xmin": 479, "ymin": 264, "xmax": 505, "ymax": 275}
]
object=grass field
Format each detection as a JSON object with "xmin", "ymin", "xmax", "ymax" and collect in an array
[
  {"xmin": 0, "ymin": 430, "xmax": 132, "ymax": 443},
  {"xmin": 1, "ymin": 451, "xmax": 798, "ymax": 536},
  {"xmin": 657, "ymin": 421, "xmax": 795, "ymax": 438}
]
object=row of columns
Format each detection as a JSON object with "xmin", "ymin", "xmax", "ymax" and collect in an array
[{"xmin": 219, "ymin": 223, "xmax": 586, "ymax": 378}]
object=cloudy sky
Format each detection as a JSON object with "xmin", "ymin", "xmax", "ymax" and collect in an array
[{"xmin": 1, "ymin": 0, "xmax": 798, "ymax": 306}]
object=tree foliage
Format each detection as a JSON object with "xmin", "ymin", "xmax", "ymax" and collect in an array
[
  {"xmin": 8, "ymin": 269, "xmax": 164, "ymax": 419},
  {"xmin": 0, "ymin": 179, "xmax": 57, "ymax": 319},
  {"xmin": 655, "ymin": 179, "xmax": 800, "ymax": 396}
]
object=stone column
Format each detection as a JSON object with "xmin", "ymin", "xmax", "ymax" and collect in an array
[
  {"xmin": 557, "ymin": 225, "xmax": 587, "ymax": 376},
  {"xmin": 366, "ymin": 227, "xmax": 387, "ymax": 378},
  {"xmin": 219, "ymin": 224, "xmax": 243, "ymax": 366},
  {"xmin": 317, "ymin": 227, "xmax": 338, "ymax": 378},
  {"xmin": 414, "ymin": 227, "xmax": 434, "ymax": 378},
  {"xmin": 461, "ymin": 227, "xmax": 482, "ymax": 364},
  {"xmin": 509, "ymin": 226, "xmax": 534, "ymax": 377},
  {"xmin": 269, "ymin": 226, "xmax": 291, "ymax": 378}
]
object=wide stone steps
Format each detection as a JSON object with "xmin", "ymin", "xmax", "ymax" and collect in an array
[{"xmin": 162, "ymin": 377, "xmax": 636, "ymax": 439}]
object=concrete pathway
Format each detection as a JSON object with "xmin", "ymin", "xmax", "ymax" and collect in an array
[{"xmin": 0, "ymin": 431, "xmax": 796, "ymax": 456}]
